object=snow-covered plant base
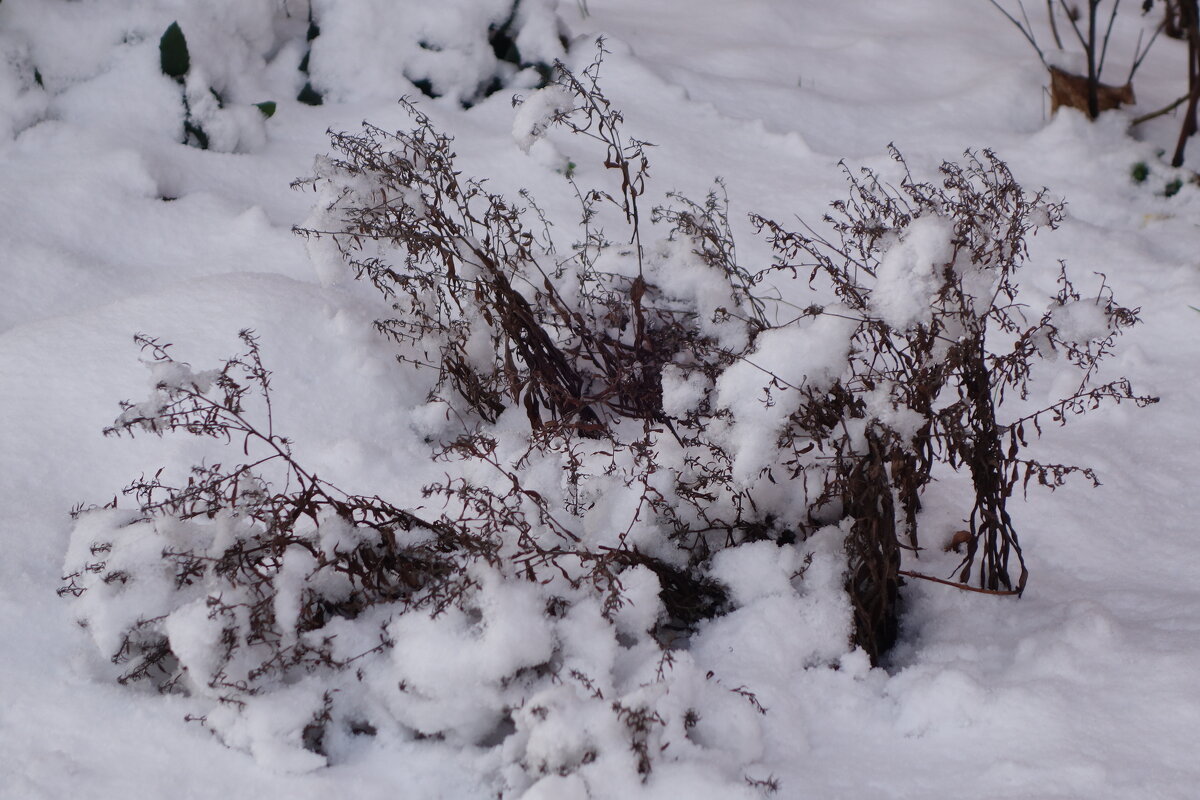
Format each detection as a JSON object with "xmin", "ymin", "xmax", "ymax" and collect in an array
[
  {"xmin": 60, "ymin": 330, "xmax": 848, "ymax": 792},
  {"xmin": 61, "ymin": 45, "xmax": 1155, "ymax": 795}
]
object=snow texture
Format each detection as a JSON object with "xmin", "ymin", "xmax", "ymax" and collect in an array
[
  {"xmin": 2, "ymin": 1, "xmax": 1199, "ymax": 799},
  {"xmin": 873, "ymin": 215, "xmax": 955, "ymax": 331}
]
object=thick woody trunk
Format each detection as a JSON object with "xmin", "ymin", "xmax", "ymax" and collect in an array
[{"xmin": 1170, "ymin": 0, "xmax": 1200, "ymax": 167}]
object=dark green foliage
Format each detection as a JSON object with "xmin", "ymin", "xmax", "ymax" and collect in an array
[
  {"xmin": 1164, "ymin": 176, "xmax": 1183, "ymax": 195},
  {"xmin": 297, "ymin": 82, "xmax": 323, "ymax": 106},
  {"xmin": 1132, "ymin": 161, "xmax": 1150, "ymax": 182},
  {"xmin": 159, "ymin": 22, "xmax": 190, "ymax": 81},
  {"xmin": 404, "ymin": 0, "xmax": 564, "ymax": 106},
  {"xmin": 255, "ymin": 101, "xmax": 277, "ymax": 119},
  {"xmin": 299, "ymin": 7, "xmax": 317, "ymax": 76},
  {"xmin": 489, "ymin": 4, "xmax": 523, "ymax": 64},
  {"xmin": 410, "ymin": 77, "xmax": 438, "ymax": 99},
  {"xmin": 184, "ymin": 120, "xmax": 208, "ymax": 150},
  {"xmin": 158, "ymin": 20, "xmax": 207, "ymax": 148}
]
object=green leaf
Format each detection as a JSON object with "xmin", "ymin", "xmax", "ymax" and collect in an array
[
  {"xmin": 254, "ymin": 101, "xmax": 277, "ymax": 119},
  {"xmin": 297, "ymin": 82, "xmax": 323, "ymax": 106},
  {"xmin": 160, "ymin": 22, "xmax": 190, "ymax": 80},
  {"xmin": 184, "ymin": 119, "xmax": 208, "ymax": 150}
]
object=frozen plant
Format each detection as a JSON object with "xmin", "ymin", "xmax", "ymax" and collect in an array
[
  {"xmin": 304, "ymin": 0, "xmax": 569, "ymax": 107},
  {"xmin": 64, "ymin": 44, "xmax": 1155, "ymax": 791},
  {"xmin": 752, "ymin": 147, "xmax": 1157, "ymax": 613},
  {"xmin": 157, "ymin": 20, "xmax": 274, "ymax": 152}
]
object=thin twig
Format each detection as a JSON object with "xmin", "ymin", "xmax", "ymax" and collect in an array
[
  {"xmin": 1130, "ymin": 92, "xmax": 1191, "ymax": 125},
  {"xmin": 1097, "ymin": 0, "xmax": 1121, "ymax": 83},
  {"xmin": 899, "ymin": 569, "xmax": 1023, "ymax": 596},
  {"xmin": 1059, "ymin": 0, "xmax": 1090, "ymax": 50},
  {"xmin": 1127, "ymin": 21, "xmax": 1166, "ymax": 83},
  {"xmin": 990, "ymin": 0, "xmax": 1050, "ymax": 66},
  {"xmin": 1087, "ymin": 0, "xmax": 1100, "ymax": 117},
  {"xmin": 1047, "ymin": 0, "xmax": 1065, "ymax": 48},
  {"xmin": 1019, "ymin": 0, "xmax": 1042, "ymax": 45}
]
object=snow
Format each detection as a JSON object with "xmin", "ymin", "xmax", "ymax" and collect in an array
[
  {"xmin": 512, "ymin": 84, "xmax": 573, "ymax": 153},
  {"xmin": 309, "ymin": 0, "xmax": 563, "ymax": 105},
  {"xmin": 3, "ymin": 1, "xmax": 1200, "ymax": 799},
  {"xmin": 714, "ymin": 313, "xmax": 856, "ymax": 484},
  {"xmin": 873, "ymin": 215, "xmax": 955, "ymax": 331}
]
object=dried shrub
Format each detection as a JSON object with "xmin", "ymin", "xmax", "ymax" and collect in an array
[
  {"xmin": 294, "ymin": 58, "xmax": 742, "ymax": 434},
  {"xmin": 292, "ymin": 44, "xmax": 769, "ymax": 606},
  {"xmin": 61, "ymin": 332, "xmax": 496, "ymax": 700},
  {"xmin": 63, "ymin": 44, "xmax": 1154, "ymax": 782},
  {"xmin": 753, "ymin": 148, "xmax": 1155, "ymax": 657}
]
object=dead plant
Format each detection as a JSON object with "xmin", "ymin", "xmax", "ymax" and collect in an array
[
  {"xmin": 65, "ymin": 48, "xmax": 1156, "ymax": 733},
  {"xmin": 753, "ymin": 147, "xmax": 1156, "ymax": 610}
]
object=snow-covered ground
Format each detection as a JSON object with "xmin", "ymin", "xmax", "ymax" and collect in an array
[{"xmin": 2, "ymin": 1, "xmax": 1199, "ymax": 798}]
